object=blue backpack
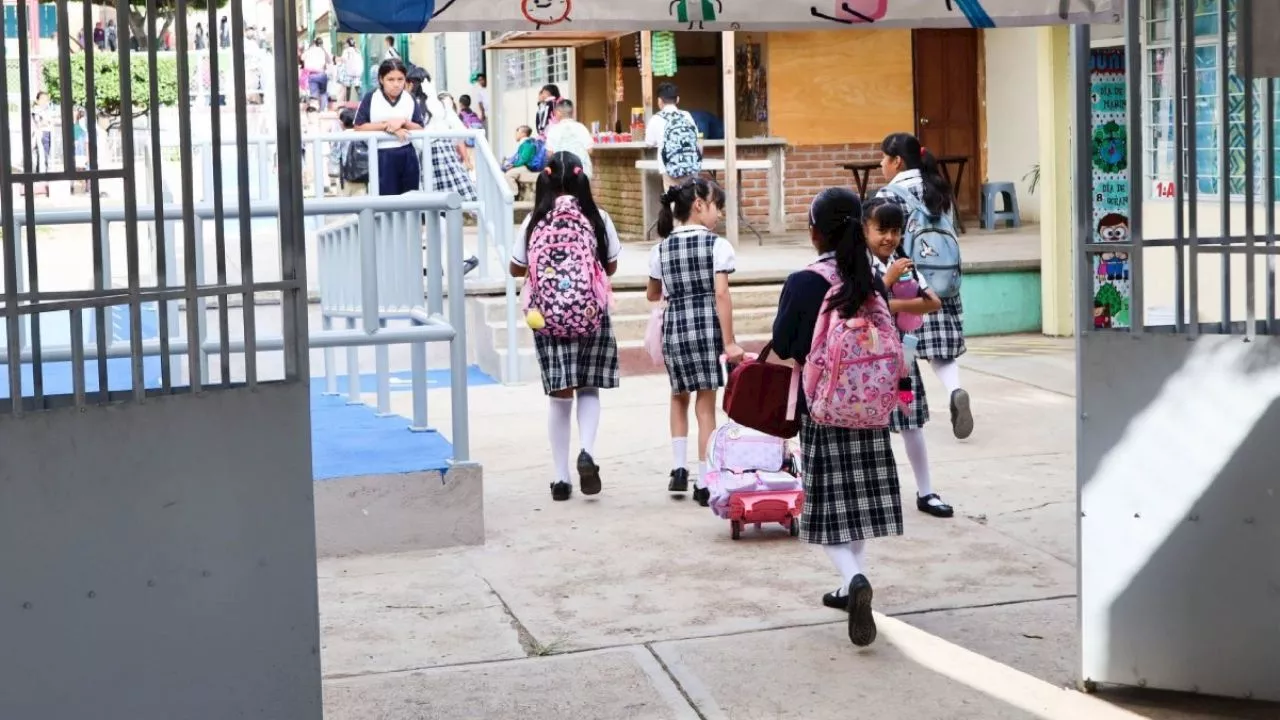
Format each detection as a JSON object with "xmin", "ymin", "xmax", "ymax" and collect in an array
[
  {"xmin": 659, "ymin": 108, "xmax": 702, "ymax": 180},
  {"xmin": 879, "ymin": 183, "xmax": 963, "ymax": 298},
  {"xmin": 527, "ymin": 138, "xmax": 549, "ymax": 172}
]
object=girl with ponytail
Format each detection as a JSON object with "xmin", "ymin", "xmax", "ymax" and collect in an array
[
  {"xmin": 878, "ymin": 132, "xmax": 974, "ymax": 444},
  {"xmin": 770, "ymin": 187, "xmax": 904, "ymax": 648},
  {"xmin": 646, "ymin": 178, "xmax": 744, "ymax": 502}
]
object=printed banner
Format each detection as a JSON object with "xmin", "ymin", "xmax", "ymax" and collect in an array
[
  {"xmin": 1089, "ymin": 46, "xmax": 1131, "ymax": 330},
  {"xmin": 334, "ymin": 0, "xmax": 1122, "ymax": 33}
]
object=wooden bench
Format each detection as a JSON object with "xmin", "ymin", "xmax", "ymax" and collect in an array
[{"xmin": 635, "ymin": 158, "xmax": 777, "ymax": 243}]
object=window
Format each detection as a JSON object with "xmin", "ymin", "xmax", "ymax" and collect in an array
[
  {"xmin": 434, "ymin": 34, "xmax": 448, "ymax": 91},
  {"xmin": 504, "ymin": 47, "xmax": 570, "ymax": 89},
  {"xmin": 469, "ymin": 32, "xmax": 486, "ymax": 78},
  {"xmin": 38, "ymin": 4, "xmax": 56, "ymax": 39},
  {"xmin": 1145, "ymin": 0, "xmax": 1280, "ymax": 200}
]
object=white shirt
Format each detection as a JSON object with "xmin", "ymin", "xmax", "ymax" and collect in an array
[
  {"xmin": 647, "ymin": 225, "xmax": 736, "ymax": 297},
  {"xmin": 302, "ymin": 45, "xmax": 328, "ymax": 72},
  {"xmin": 545, "ymin": 119, "xmax": 594, "ymax": 178},
  {"xmin": 512, "ymin": 208, "xmax": 623, "ymax": 267},
  {"xmin": 474, "ymin": 86, "xmax": 490, "ymax": 117},
  {"xmin": 644, "ymin": 105, "xmax": 697, "ymax": 177},
  {"xmin": 355, "ymin": 89, "xmax": 424, "ymax": 148}
]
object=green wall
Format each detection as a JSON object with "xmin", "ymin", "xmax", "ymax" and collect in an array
[{"xmin": 959, "ymin": 271, "xmax": 1043, "ymax": 336}]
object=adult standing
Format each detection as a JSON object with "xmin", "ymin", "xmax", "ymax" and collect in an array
[
  {"xmin": 105, "ymin": 19, "xmax": 117, "ymax": 51},
  {"xmin": 194, "ymin": 22, "xmax": 207, "ymax": 51},
  {"xmin": 544, "ymin": 98, "xmax": 594, "ymax": 179},
  {"xmin": 302, "ymin": 38, "xmax": 331, "ymax": 110},
  {"xmin": 382, "ymin": 35, "xmax": 400, "ymax": 62},
  {"xmin": 875, "ymin": 132, "xmax": 974, "ymax": 440},
  {"xmin": 472, "ymin": 72, "xmax": 489, "ymax": 124},
  {"xmin": 353, "ymin": 59, "xmax": 425, "ymax": 196}
]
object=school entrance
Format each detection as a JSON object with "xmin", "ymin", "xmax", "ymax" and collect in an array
[{"xmin": 4, "ymin": 0, "xmax": 1277, "ymax": 716}]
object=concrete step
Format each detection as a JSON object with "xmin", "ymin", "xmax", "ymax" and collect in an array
[
  {"xmin": 473, "ymin": 284, "xmax": 783, "ymax": 324},
  {"xmin": 489, "ymin": 306, "xmax": 780, "ymax": 351}
]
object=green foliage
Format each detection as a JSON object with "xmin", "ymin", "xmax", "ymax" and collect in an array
[
  {"xmin": 1095, "ymin": 282, "xmax": 1124, "ymax": 317},
  {"xmin": 42, "ymin": 53, "xmax": 180, "ymax": 116}
]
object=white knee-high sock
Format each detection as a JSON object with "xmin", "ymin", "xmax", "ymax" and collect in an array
[
  {"xmin": 548, "ymin": 397, "xmax": 573, "ymax": 483},
  {"xmin": 901, "ymin": 428, "xmax": 935, "ymax": 498},
  {"xmin": 930, "ymin": 359, "xmax": 962, "ymax": 395},
  {"xmin": 576, "ymin": 389, "xmax": 601, "ymax": 456},
  {"xmin": 824, "ymin": 542, "xmax": 867, "ymax": 593},
  {"xmin": 672, "ymin": 437, "xmax": 688, "ymax": 471}
]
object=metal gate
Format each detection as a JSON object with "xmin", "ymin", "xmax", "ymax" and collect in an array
[
  {"xmin": 1076, "ymin": 0, "xmax": 1280, "ymax": 701},
  {"xmin": 0, "ymin": 0, "xmax": 323, "ymax": 716}
]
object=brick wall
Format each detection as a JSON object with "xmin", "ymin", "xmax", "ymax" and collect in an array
[
  {"xmin": 592, "ymin": 148, "xmax": 646, "ymax": 238},
  {"xmin": 780, "ymin": 143, "xmax": 883, "ymax": 230}
]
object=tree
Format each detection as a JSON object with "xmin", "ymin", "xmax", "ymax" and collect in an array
[
  {"xmin": 43, "ymin": 54, "xmax": 180, "ymax": 117},
  {"xmin": 91, "ymin": 0, "xmax": 227, "ymax": 51}
]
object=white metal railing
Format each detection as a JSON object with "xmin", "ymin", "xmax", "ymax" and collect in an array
[{"xmin": 0, "ymin": 192, "xmax": 475, "ymax": 461}]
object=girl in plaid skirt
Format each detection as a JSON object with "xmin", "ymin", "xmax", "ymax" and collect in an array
[
  {"xmin": 863, "ymin": 197, "xmax": 954, "ymax": 520},
  {"xmin": 646, "ymin": 179, "xmax": 745, "ymax": 497},
  {"xmin": 876, "ymin": 132, "xmax": 974, "ymax": 440},
  {"xmin": 771, "ymin": 187, "xmax": 902, "ymax": 647},
  {"xmin": 510, "ymin": 152, "xmax": 621, "ymax": 502},
  {"xmin": 408, "ymin": 69, "xmax": 479, "ymax": 202}
]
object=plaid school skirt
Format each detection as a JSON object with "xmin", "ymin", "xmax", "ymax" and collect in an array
[
  {"xmin": 890, "ymin": 359, "xmax": 929, "ymax": 432},
  {"xmin": 662, "ymin": 295, "xmax": 724, "ymax": 394},
  {"xmin": 534, "ymin": 313, "xmax": 621, "ymax": 395},
  {"xmin": 798, "ymin": 415, "xmax": 904, "ymax": 545},
  {"xmin": 917, "ymin": 294, "xmax": 966, "ymax": 361},
  {"xmin": 427, "ymin": 140, "xmax": 478, "ymax": 202}
]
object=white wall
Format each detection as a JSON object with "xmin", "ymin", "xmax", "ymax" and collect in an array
[{"xmin": 983, "ymin": 27, "xmax": 1042, "ymax": 222}]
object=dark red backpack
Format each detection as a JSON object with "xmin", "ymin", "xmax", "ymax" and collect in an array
[{"xmin": 722, "ymin": 343, "xmax": 802, "ymax": 439}]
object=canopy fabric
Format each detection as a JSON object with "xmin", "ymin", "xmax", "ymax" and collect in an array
[
  {"xmin": 332, "ymin": 0, "xmax": 1120, "ymax": 33},
  {"xmin": 483, "ymin": 31, "xmax": 626, "ymax": 49}
]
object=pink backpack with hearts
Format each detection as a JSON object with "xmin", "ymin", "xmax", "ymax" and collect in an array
[
  {"xmin": 522, "ymin": 195, "xmax": 611, "ymax": 338},
  {"xmin": 802, "ymin": 261, "xmax": 905, "ymax": 430}
]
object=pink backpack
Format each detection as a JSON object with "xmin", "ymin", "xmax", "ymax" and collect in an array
[
  {"xmin": 708, "ymin": 421, "xmax": 789, "ymax": 474},
  {"xmin": 801, "ymin": 261, "xmax": 904, "ymax": 430},
  {"xmin": 523, "ymin": 196, "xmax": 610, "ymax": 338}
]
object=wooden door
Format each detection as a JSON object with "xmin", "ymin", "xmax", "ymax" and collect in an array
[{"xmin": 912, "ymin": 29, "xmax": 981, "ymax": 218}]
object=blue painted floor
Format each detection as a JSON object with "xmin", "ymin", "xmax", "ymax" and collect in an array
[{"xmin": 2, "ymin": 306, "xmax": 497, "ymax": 480}]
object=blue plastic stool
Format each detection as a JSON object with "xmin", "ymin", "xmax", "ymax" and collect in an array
[{"xmin": 980, "ymin": 182, "xmax": 1021, "ymax": 229}]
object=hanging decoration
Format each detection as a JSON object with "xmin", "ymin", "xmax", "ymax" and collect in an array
[
  {"xmin": 735, "ymin": 38, "xmax": 767, "ymax": 122},
  {"xmin": 612, "ymin": 38, "xmax": 625, "ymax": 103},
  {"xmin": 651, "ymin": 31, "xmax": 678, "ymax": 77}
]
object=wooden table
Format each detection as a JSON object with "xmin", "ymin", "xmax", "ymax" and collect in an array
[{"xmin": 839, "ymin": 155, "xmax": 970, "ymax": 232}]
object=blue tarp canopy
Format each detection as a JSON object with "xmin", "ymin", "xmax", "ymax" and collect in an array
[{"xmin": 333, "ymin": 0, "xmax": 437, "ymax": 33}]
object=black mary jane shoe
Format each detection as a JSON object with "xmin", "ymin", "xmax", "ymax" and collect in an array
[
  {"xmin": 917, "ymin": 493, "xmax": 955, "ymax": 518},
  {"xmin": 550, "ymin": 482, "xmax": 572, "ymax": 502},
  {"xmin": 668, "ymin": 468, "xmax": 690, "ymax": 493},
  {"xmin": 577, "ymin": 450, "xmax": 602, "ymax": 496},
  {"xmin": 692, "ymin": 486, "xmax": 711, "ymax": 506},
  {"xmin": 847, "ymin": 574, "xmax": 877, "ymax": 647},
  {"xmin": 823, "ymin": 589, "xmax": 849, "ymax": 611}
]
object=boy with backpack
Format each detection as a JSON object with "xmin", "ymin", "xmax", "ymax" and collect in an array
[
  {"xmin": 503, "ymin": 125, "xmax": 546, "ymax": 195},
  {"xmin": 337, "ymin": 107, "xmax": 368, "ymax": 196},
  {"xmin": 644, "ymin": 82, "xmax": 702, "ymax": 188}
]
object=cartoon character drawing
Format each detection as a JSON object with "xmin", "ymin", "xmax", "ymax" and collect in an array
[
  {"xmin": 432, "ymin": 0, "xmax": 458, "ymax": 17},
  {"xmin": 670, "ymin": 0, "xmax": 722, "ymax": 29},
  {"xmin": 810, "ymin": 0, "xmax": 887, "ymax": 23},
  {"xmin": 1097, "ymin": 213, "xmax": 1129, "ymax": 244},
  {"xmin": 1093, "ymin": 301, "xmax": 1113, "ymax": 329},
  {"xmin": 946, "ymin": 0, "xmax": 995, "ymax": 28},
  {"xmin": 522, "ymin": 0, "xmax": 572, "ymax": 28}
]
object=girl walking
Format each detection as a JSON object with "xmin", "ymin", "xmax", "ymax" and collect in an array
[
  {"xmin": 771, "ymin": 187, "xmax": 902, "ymax": 647},
  {"xmin": 510, "ymin": 152, "xmax": 621, "ymax": 501},
  {"xmin": 876, "ymin": 132, "xmax": 974, "ymax": 440},
  {"xmin": 407, "ymin": 70, "xmax": 477, "ymax": 203},
  {"xmin": 863, "ymin": 197, "xmax": 954, "ymax": 519},
  {"xmin": 353, "ymin": 59, "xmax": 424, "ymax": 196},
  {"xmin": 646, "ymin": 179, "xmax": 744, "ymax": 497}
]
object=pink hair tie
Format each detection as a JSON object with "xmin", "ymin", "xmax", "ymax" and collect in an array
[
  {"xmin": 573, "ymin": 166, "xmax": 582, "ymax": 175},
  {"xmin": 543, "ymin": 167, "xmax": 553, "ymax": 175}
]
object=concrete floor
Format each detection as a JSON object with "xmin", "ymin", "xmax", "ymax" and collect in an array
[{"xmin": 316, "ymin": 335, "xmax": 1280, "ymax": 719}]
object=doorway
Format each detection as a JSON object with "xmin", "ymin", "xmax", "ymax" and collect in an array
[{"xmin": 912, "ymin": 29, "xmax": 981, "ymax": 218}]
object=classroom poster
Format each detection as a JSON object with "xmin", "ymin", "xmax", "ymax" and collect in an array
[{"xmin": 1089, "ymin": 47, "xmax": 1131, "ymax": 330}]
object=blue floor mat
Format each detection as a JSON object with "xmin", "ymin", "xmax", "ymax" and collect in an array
[
  {"xmin": 309, "ymin": 394, "xmax": 454, "ymax": 480},
  {"xmin": 308, "ymin": 366, "xmax": 497, "ymax": 395}
]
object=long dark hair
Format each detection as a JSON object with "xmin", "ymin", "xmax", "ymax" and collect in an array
[
  {"xmin": 881, "ymin": 132, "xmax": 953, "ymax": 218},
  {"xmin": 525, "ymin": 152, "xmax": 611, "ymax": 265},
  {"xmin": 377, "ymin": 58, "xmax": 408, "ymax": 84},
  {"xmin": 657, "ymin": 178, "xmax": 725, "ymax": 238},
  {"xmin": 810, "ymin": 188, "xmax": 876, "ymax": 319}
]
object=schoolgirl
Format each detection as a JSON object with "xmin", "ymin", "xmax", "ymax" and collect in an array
[
  {"xmin": 510, "ymin": 152, "xmax": 621, "ymax": 501},
  {"xmin": 771, "ymin": 187, "xmax": 902, "ymax": 647},
  {"xmin": 863, "ymin": 197, "xmax": 953, "ymax": 519},
  {"xmin": 876, "ymin": 132, "xmax": 974, "ymax": 439},
  {"xmin": 406, "ymin": 68, "xmax": 478, "ymax": 203},
  {"xmin": 646, "ymin": 179, "xmax": 744, "ymax": 498},
  {"xmin": 353, "ymin": 59, "xmax": 423, "ymax": 196}
]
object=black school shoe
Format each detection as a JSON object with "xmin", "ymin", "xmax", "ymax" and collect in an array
[
  {"xmin": 950, "ymin": 389, "xmax": 974, "ymax": 439},
  {"xmin": 823, "ymin": 589, "xmax": 849, "ymax": 611},
  {"xmin": 847, "ymin": 574, "xmax": 877, "ymax": 647},
  {"xmin": 668, "ymin": 467, "xmax": 690, "ymax": 492},
  {"xmin": 577, "ymin": 450, "xmax": 602, "ymax": 496},
  {"xmin": 550, "ymin": 481, "xmax": 572, "ymax": 501},
  {"xmin": 692, "ymin": 486, "xmax": 711, "ymax": 506},
  {"xmin": 917, "ymin": 493, "xmax": 955, "ymax": 518}
]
